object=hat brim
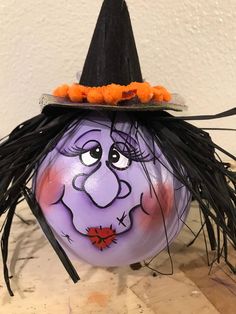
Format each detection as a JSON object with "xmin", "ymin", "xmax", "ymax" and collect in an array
[{"xmin": 40, "ymin": 94, "xmax": 187, "ymax": 113}]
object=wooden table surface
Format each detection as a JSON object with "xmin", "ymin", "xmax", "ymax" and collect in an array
[{"xmin": 0, "ymin": 200, "xmax": 235, "ymax": 314}]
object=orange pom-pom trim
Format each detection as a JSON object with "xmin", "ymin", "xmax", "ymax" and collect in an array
[
  {"xmin": 153, "ymin": 86, "xmax": 171, "ymax": 102},
  {"xmin": 87, "ymin": 87, "xmax": 104, "ymax": 104},
  {"xmin": 53, "ymin": 82, "xmax": 172, "ymax": 106},
  {"xmin": 67, "ymin": 84, "xmax": 84, "ymax": 102},
  {"xmin": 53, "ymin": 84, "xmax": 69, "ymax": 98}
]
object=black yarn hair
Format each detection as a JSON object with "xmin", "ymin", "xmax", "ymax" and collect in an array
[
  {"xmin": 0, "ymin": 107, "xmax": 235, "ymax": 296},
  {"xmin": 0, "ymin": 110, "xmax": 84, "ymax": 296}
]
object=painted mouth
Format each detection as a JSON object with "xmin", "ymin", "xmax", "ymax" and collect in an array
[
  {"xmin": 86, "ymin": 226, "xmax": 117, "ymax": 251},
  {"xmin": 56, "ymin": 187, "xmax": 146, "ymax": 250}
]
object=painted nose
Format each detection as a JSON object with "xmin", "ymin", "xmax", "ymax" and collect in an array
[{"xmin": 83, "ymin": 163, "xmax": 120, "ymax": 208}]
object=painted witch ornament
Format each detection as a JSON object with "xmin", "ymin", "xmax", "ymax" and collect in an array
[
  {"xmin": 35, "ymin": 111, "xmax": 191, "ymax": 265},
  {"xmin": 0, "ymin": 0, "xmax": 236, "ymax": 296}
]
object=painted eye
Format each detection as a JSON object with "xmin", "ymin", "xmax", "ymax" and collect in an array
[
  {"xmin": 109, "ymin": 148, "xmax": 131, "ymax": 170},
  {"xmin": 81, "ymin": 145, "xmax": 102, "ymax": 166}
]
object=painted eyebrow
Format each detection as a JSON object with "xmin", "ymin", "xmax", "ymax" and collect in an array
[
  {"xmin": 111, "ymin": 130, "xmax": 138, "ymax": 146},
  {"xmin": 74, "ymin": 129, "xmax": 101, "ymax": 144}
]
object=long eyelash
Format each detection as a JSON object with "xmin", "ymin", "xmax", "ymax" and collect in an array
[
  {"xmin": 59, "ymin": 145, "xmax": 86, "ymax": 157},
  {"xmin": 116, "ymin": 145, "xmax": 151, "ymax": 162},
  {"xmin": 111, "ymin": 124, "xmax": 152, "ymax": 162},
  {"xmin": 61, "ymin": 139, "xmax": 150, "ymax": 161},
  {"xmin": 129, "ymin": 148, "xmax": 150, "ymax": 161}
]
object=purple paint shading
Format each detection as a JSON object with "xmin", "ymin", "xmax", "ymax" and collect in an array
[{"xmin": 35, "ymin": 112, "xmax": 191, "ymax": 266}]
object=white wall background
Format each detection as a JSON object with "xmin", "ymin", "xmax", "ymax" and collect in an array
[{"xmin": 0, "ymin": 0, "xmax": 235, "ymax": 156}]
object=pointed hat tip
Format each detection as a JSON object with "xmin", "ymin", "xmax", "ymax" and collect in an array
[
  {"xmin": 102, "ymin": 0, "xmax": 126, "ymax": 9},
  {"xmin": 80, "ymin": 0, "xmax": 142, "ymax": 86},
  {"xmin": 99, "ymin": 0, "xmax": 128, "ymax": 20}
]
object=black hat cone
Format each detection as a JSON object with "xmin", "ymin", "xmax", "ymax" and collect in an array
[{"xmin": 79, "ymin": 0, "xmax": 143, "ymax": 86}]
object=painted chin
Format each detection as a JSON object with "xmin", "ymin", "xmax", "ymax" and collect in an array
[{"xmin": 60, "ymin": 198, "xmax": 142, "ymax": 250}]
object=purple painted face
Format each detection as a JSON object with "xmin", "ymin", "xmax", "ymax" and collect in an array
[{"xmin": 35, "ymin": 112, "xmax": 191, "ymax": 266}]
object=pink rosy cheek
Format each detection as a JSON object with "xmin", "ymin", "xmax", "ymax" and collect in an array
[
  {"xmin": 137, "ymin": 183, "xmax": 174, "ymax": 230},
  {"xmin": 36, "ymin": 167, "xmax": 64, "ymax": 210}
]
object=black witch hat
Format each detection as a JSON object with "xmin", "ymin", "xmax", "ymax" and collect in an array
[
  {"xmin": 80, "ymin": 0, "xmax": 143, "ymax": 86},
  {"xmin": 41, "ymin": 0, "xmax": 185, "ymax": 113}
]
